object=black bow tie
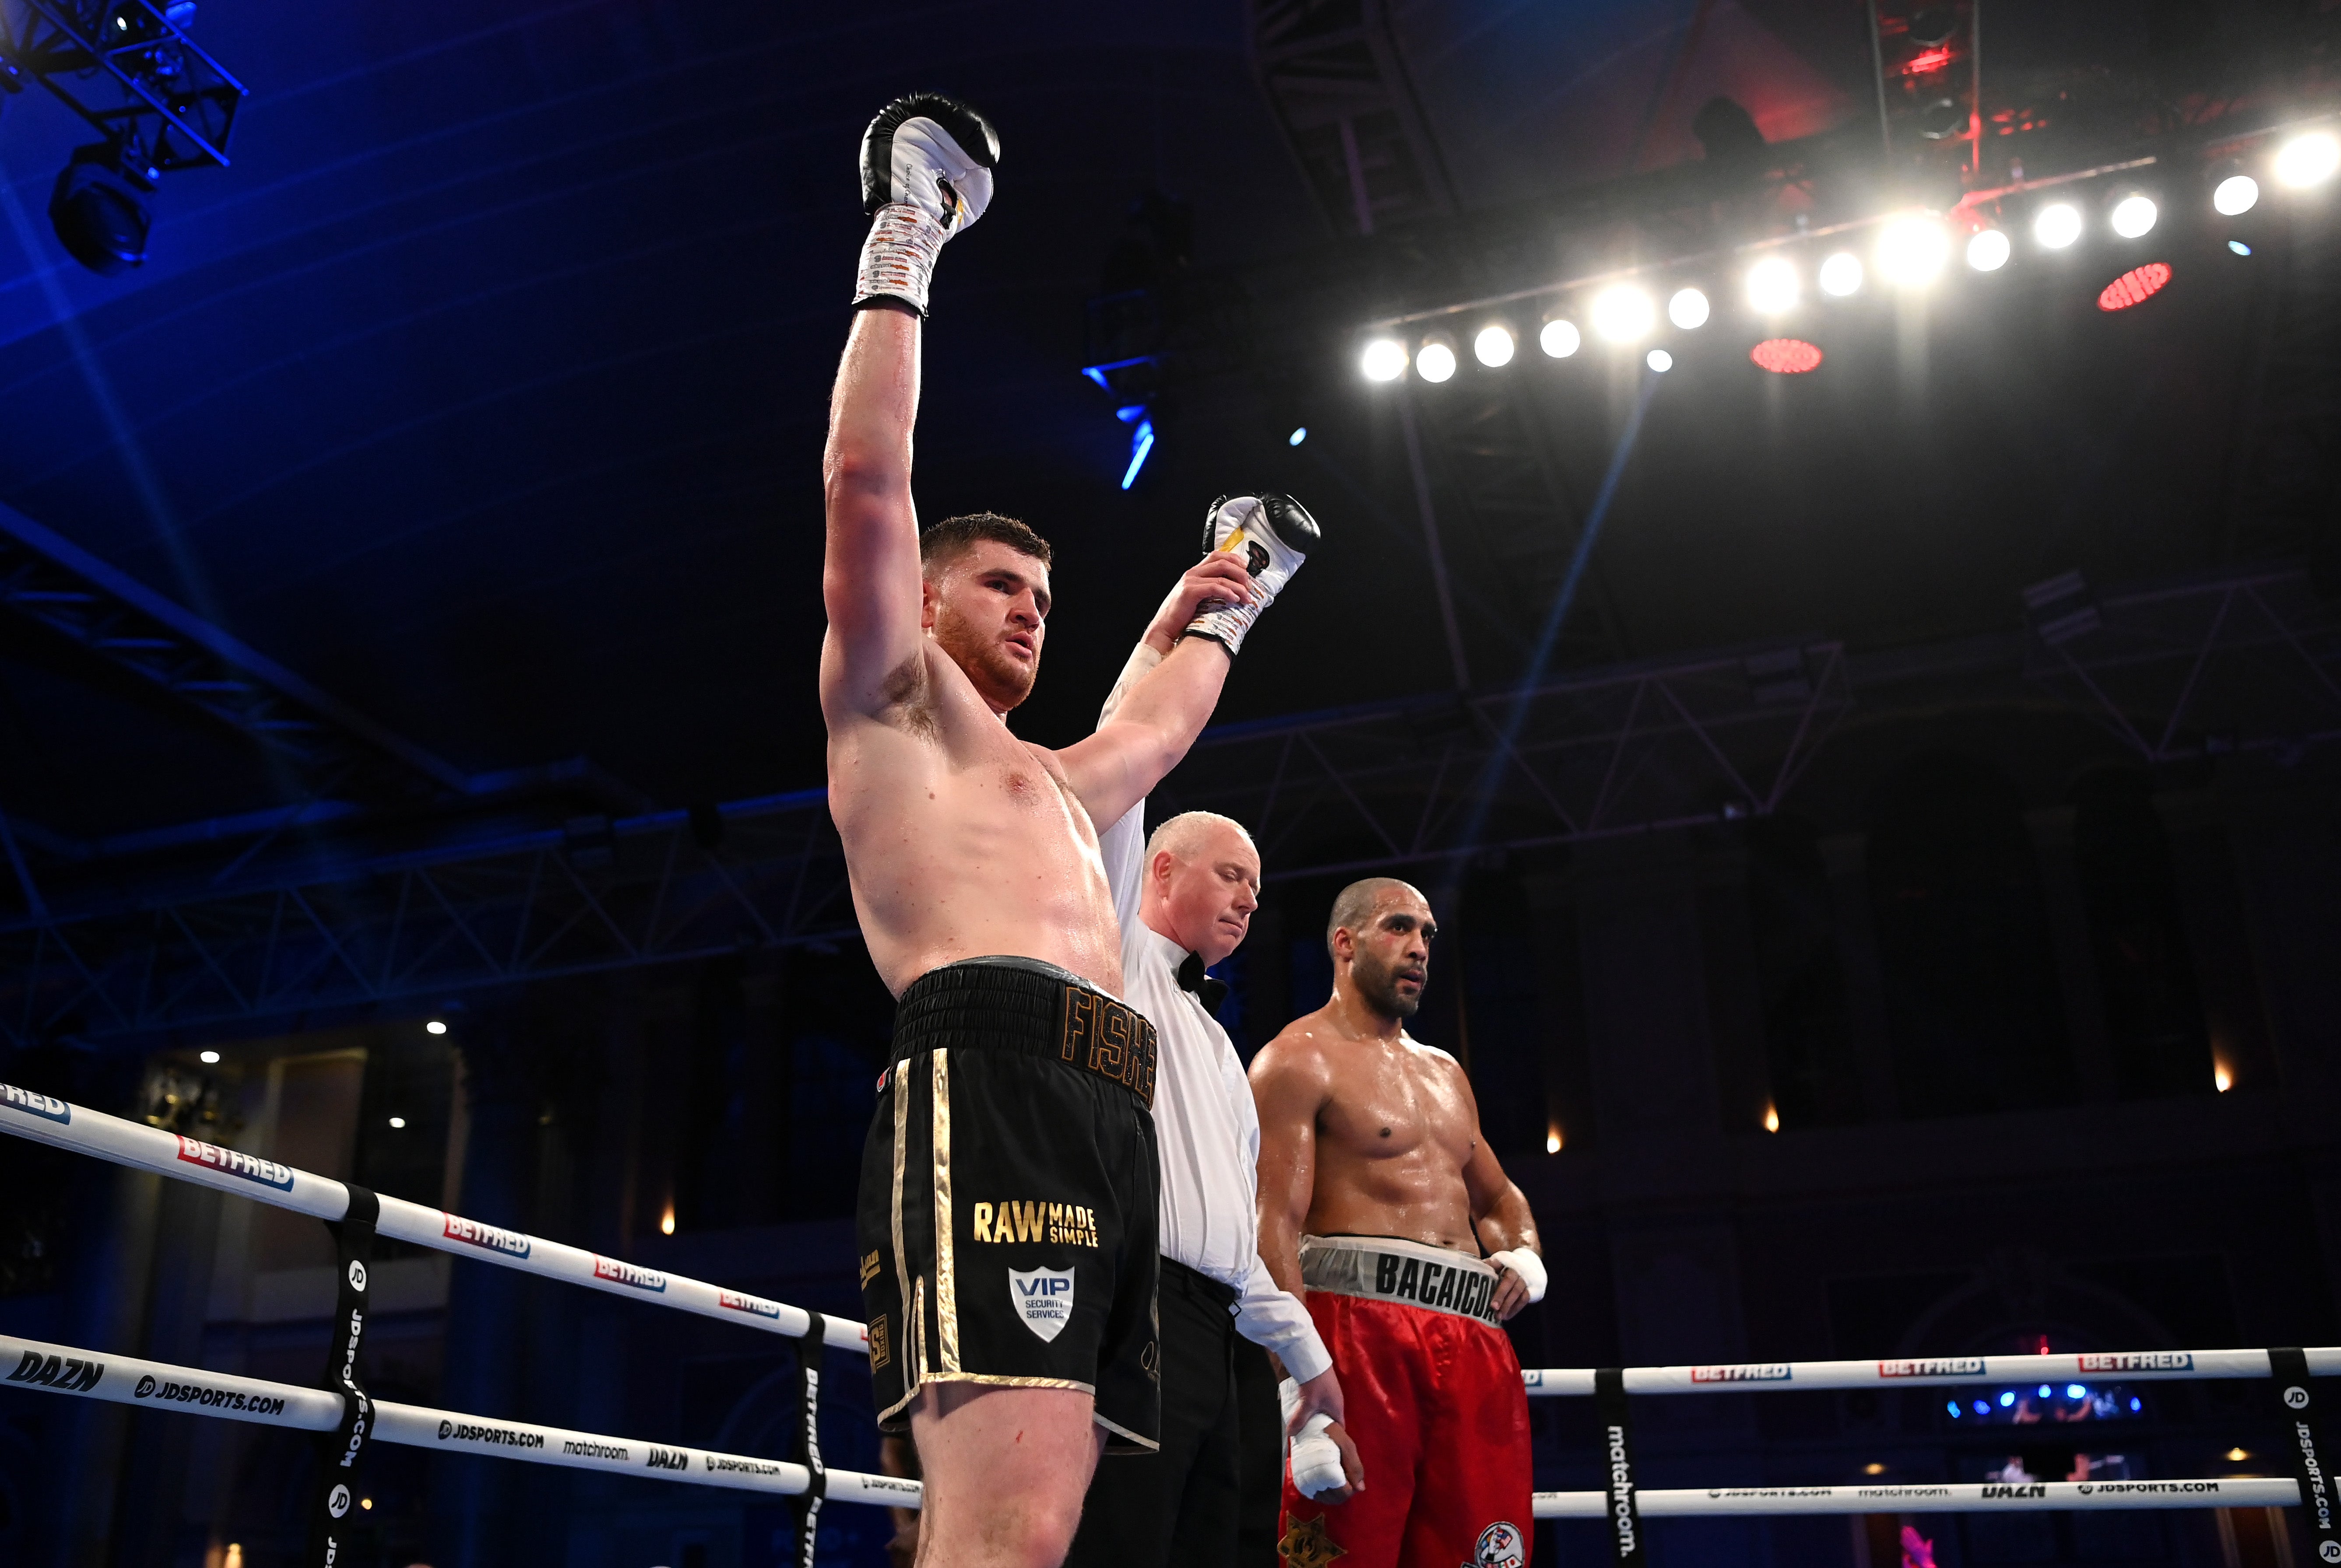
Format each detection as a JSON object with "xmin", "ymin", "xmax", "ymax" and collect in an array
[{"xmin": 1177, "ymin": 952, "xmax": 1229, "ymax": 1013}]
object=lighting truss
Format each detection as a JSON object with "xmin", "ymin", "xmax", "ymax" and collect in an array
[
  {"xmin": 1152, "ymin": 640, "xmax": 1855, "ymax": 883},
  {"xmin": 2021, "ymin": 567, "xmax": 2341, "ymax": 764},
  {"xmin": 0, "ymin": 0, "xmax": 246, "ymax": 171}
]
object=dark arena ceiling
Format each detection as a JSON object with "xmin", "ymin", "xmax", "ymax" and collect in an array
[{"xmin": 0, "ymin": 0, "xmax": 2335, "ymax": 1043}]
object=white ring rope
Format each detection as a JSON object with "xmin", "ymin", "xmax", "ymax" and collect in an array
[
  {"xmin": 1521, "ymin": 1347, "xmax": 2341, "ymax": 1395},
  {"xmin": 0, "ymin": 1081, "xmax": 869, "ymax": 1354},
  {"xmin": 0, "ymin": 1332, "xmax": 921, "ymax": 1509},
  {"xmin": 6, "ymin": 1081, "xmax": 2333, "ymax": 1524}
]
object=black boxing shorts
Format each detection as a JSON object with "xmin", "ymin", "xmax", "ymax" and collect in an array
[{"xmin": 855, "ymin": 956, "xmax": 1162, "ymax": 1452}]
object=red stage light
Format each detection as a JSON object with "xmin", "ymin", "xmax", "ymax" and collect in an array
[
  {"xmin": 1902, "ymin": 46, "xmax": 1954, "ymax": 75},
  {"xmin": 1751, "ymin": 338, "xmax": 1824, "ymax": 374},
  {"xmin": 2097, "ymin": 263, "xmax": 2172, "ymax": 312}
]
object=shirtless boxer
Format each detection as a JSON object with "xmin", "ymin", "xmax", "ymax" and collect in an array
[
  {"xmin": 1251, "ymin": 879, "xmax": 1547, "ymax": 1568},
  {"xmin": 824, "ymin": 96, "xmax": 1315, "ymax": 1568}
]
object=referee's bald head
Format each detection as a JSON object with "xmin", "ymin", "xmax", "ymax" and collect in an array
[{"xmin": 1144, "ymin": 811, "xmax": 1254, "ymax": 866}]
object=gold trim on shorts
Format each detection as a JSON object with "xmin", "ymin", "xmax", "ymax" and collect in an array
[
  {"xmin": 932, "ymin": 1049, "xmax": 961, "ymax": 1373},
  {"xmin": 890, "ymin": 1064, "xmax": 918, "ymax": 1400},
  {"xmin": 1092, "ymin": 1408, "xmax": 1161, "ymax": 1452}
]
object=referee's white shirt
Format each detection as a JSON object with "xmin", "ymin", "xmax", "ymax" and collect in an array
[{"xmin": 1101, "ymin": 803, "xmax": 1332, "ymax": 1385}]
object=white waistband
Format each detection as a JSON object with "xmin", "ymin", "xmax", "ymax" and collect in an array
[{"xmin": 1298, "ymin": 1234, "xmax": 1501, "ymax": 1325}]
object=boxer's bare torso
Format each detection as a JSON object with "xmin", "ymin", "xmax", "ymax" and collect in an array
[{"xmin": 826, "ymin": 633, "xmax": 1122, "ymax": 996}]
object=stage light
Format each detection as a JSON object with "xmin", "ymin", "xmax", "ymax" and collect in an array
[
  {"xmin": 1416, "ymin": 332, "xmax": 1458, "ymax": 383},
  {"xmin": 2274, "ymin": 130, "xmax": 2340, "ymax": 189},
  {"xmin": 2129, "ymin": 1397, "xmax": 2142, "ymax": 1411},
  {"xmin": 1745, "ymin": 256, "xmax": 1798, "ymax": 313},
  {"xmin": 2037, "ymin": 1385, "xmax": 2052, "ymax": 1398},
  {"xmin": 2110, "ymin": 194, "xmax": 2158, "ymax": 238},
  {"xmin": 2097, "ymin": 262, "xmax": 2171, "ymax": 311},
  {"xmin": 2067, "ymin": 1384, "xmax": 2087, "ymax": 1399},
  {"xmin": 1121, "ymin": 418, "xmax": 1155, "ymax": 489},
  {"xmin": 2000, "ymin": 1392, "xmax": 2016, "ymax": 1407},
  {"xmin": 1473, "ymin": 322, "xmax": 1516, "ymax": 367},
  {"xmin": 1751, "ymin": 338, "xmax": 1824, "ymax": 374},
  {"xmin": 199, "ymin": 1049, "xmax": 221, "ymax": 1064},
  {"xmin": 2228, "ymin": 1448, "xmax": 2250, "ymax": 1462},
  {"xmin": 1667, "ymin": 287, "xmax": 1710, "ymax": 329},
  {"xmin": 1360, "ymin": 336, "xmax": 1408, "ymax": 382},
  {"xmin": 1818, "ymin": 251, "xmax": 1863, "ymax": 296},
  {"xmin": 2214, "ymin": 1064, "xmax": 2233, "ymax": 1091},
  {"xmin": 388, "ymin": 1116, "xmax": 406, "ymax": 1129},
  {"xmin": 1646, "ymin": 348, "xmax": 1673, "ymax": 373},
  {"xmin": 1540, "ymin": 317, "xmax": 1582, "ymax": 357},
  {"xmin": 1973, "ymin": 1400, "xmax": 1990, "ymax": 1416},
  {"xmin": 426, "ymin": 1020, "xmax": 447, "ymax": 1035},
  {"xmin": 2214, "ymin": 174, "xmax": 2259, "ymax": 216},
  {"xmin": 1947, "ymin": 1401, "xmax": 1962, "ymax": 1417},
  {"xmin": 1591, "ymin": 284, "xmax": 1656, "ymax": 342},
  {"xmin": 2229, "ymin": 240, "xmax": 2253, "ymax": 256},
  {"xmin": 1967, "ymin": 229, "xmax": 2011, "ymax": 271},
  {"xmin": 2034, "ymin": 202, "xmax": 2083, "ymax": 249},
  {"xmin": 1288, "ymin": 426, "xmax": 1307, "ymax": 446},
  {"xmin": 1863, "ymin": 1463, "xmax": 1887, "ymax": 1476},
  {"xmin": 1877, "ymin": 216, "xmax": 1949, "ymax": 287},
  {"xmin": 49, "ymin": 143, "xmax": 153, "ymax": 276},
  {"xmin": 661, "ymin": 1202, "xmax": 676, "ymax": 1236},
  {"xmin": 1763, "ymin": 1103, "xmax": 1780, "ymax": 1132},
  {"xmin": 1546, "ymin": 1128, "xmax": 1562, "ymax": 1153}
]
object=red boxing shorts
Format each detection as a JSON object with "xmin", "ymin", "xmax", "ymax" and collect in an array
[{"xmin": 1277, "ymin": 1236, "xmax": 1533, "ymax": 1568}]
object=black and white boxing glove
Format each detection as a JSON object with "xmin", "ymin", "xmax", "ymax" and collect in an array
[
  {"xmin": 853, "ymin": 93, "xmax": 1001, "ymax": 316},
  {"xmin": 1186, "ymin": 492, "xmax": 1320, "ymax": 657}
]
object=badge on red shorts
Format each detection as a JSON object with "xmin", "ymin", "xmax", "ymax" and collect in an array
[{"xmin": 1468, "ymin": 1522, "xmax": 1526, "ymax": 1568}]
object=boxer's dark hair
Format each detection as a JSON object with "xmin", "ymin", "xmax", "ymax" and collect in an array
[{"xmin": 920, "ymin": 513, "xmax": 1053, "ymax": 575}]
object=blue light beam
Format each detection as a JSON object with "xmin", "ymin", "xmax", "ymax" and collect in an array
[{"xmin": 1121, "ymin": 419, "xmax": 1155, "ymax": 490}]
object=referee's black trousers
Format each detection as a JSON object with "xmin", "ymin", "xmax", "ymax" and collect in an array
[{"xmin": 1063, "ymin": 1257, "xmax": 1264, "ymax": 1568}]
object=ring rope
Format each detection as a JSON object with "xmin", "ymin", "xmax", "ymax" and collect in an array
[
  {"xmin": 0, "ymin": 1082, "xmax": 869, "ymax": 1353},
  {"xmin": 0, "ymin": 1330, "xmax": 922, "ymax": 1510},
  {"xmin": 1531, "ymin": 1477, "xmax": 2304, "ymax": 1519},
  {"xmin": 1522, "ymin": 1347, "xmax": 2341, "ymax": 1394}
]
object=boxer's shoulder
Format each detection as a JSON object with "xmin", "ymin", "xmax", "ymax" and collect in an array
[{"xmin": 1248, "ymin": 1016, "xmax": 1339, "ymax": 1094}]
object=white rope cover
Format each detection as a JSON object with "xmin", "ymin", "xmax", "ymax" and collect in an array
[
  {"xmin": 0, "ymin": 1081, "xmax": 869, "ymax": 1354},
  {"xmin": 1522, "ymin": 1348, "xmax": 2341, "ymax": 1396},
  {"xmin": 0, "ymin": 1333, "xmax": 921, "ymax": 1511},
  {"xmin": 1531, "ymin": 1478, "xmax": 2303, "ymax": 1519}
]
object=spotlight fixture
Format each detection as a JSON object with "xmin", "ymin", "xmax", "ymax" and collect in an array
[
  {"xmin": 1876, "ymin": 216, "xmax": 1950, "ymax": 287},
  {"xmin": 1745, "ymin": 256, "xmax": 1798, "ymax": 313},
  {"xmin": 1287, "ymin": 426, "xmax": 1307, "ymax": 446},
  {"xmin": 2097, "ymin": 262, "xmax": 2172, "ymax": 312},
  {"xmin": 425, "ymin": 1020, "xmax": 448, "ymax": 1035},
  {"xmin": 1473, "ymin": 322, "xmax": 1516, "ymax": 367},
  {"xmin": 1750, "ymin": 338, "xmax": 1824, "ymax": 374},
  {"xmin": 1966, "ymin": 229, "xmax": 2011, "ymax": 271},
  {"xmin": 2274, "ymin": 130, "xmax": 2340, "ymax": 189},
  {"xmin": 388, "ymin": 1116, "xmax": 407, "ymax": 1130},
  {"xmin": 1539, "ymin": 317, "xmax": 1582, "ymax": 358},
  {"xmin": 2212, "ymin": 174, "xmax": 2259, "ymax": 216},
  {"xmin": 2109, "ymin": 193, "xmax": 2158, "ymax": 239},
  {"xmin": 2034, "ymin": 202, "xmax": 2083, "ymax": 249},
  {"xmin": 1667, "ymin": 287, "xmax": 1710, "ymax": 329},
  {"xmin": 1416, "ymin": 332, "xmax": 1458, "ymax": 383},
  {"xmin": 199, "ymin": 1049, "xmax": 221, "ymax": 1064},
  {"xmin": 1360, "ymin": 336, "xmax": 1408, "ymax": 382},
  {"xmin": 49, "ymin": 142, "xmax": 154, "ymax": 276},
  {"xmin": 2229, "ymin": 240, "xmax": 2253, "ymax": 257},
  {"xmin": 1645, "ymin": 348, "xmax": 1673, "ymax": 373},
  {"xmin": 1590, "ymin": 284, "xmax": 1656, "ymax": 342},
  {"xmin": 1817, "ymin": 251, "xmax": 1864, "ymax": 296}
]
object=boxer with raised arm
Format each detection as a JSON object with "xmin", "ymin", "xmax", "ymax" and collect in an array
[
  {"xmin": 1250, "ymin": 878, "xmax": 1545, "ymax": 1568},
  {"xmin": 826, "ymin": 96, "xmax": 1316, "ymax": 1568}
]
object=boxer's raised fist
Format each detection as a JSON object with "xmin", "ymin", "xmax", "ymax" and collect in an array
[
  {"xmin": 1186, "ymin": 492, "xmax": 1319, "ymax": 656},
  {"xmin": 859, "ymin": 93, "xmax": 1000, "ymax": 233}
]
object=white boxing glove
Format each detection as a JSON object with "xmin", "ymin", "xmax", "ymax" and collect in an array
[
  {"xmin": 1488, "ymin": 1248, "xmax": 1547, "ymax": 1305},
  {"xmin": 853, "ymin": 94, "xmax": 1001, "ymax": 316},
  {"xmin": 1279, "ymin": 1377, "xmax": 1348, "ymax": 1499},
  {"xmin": 1186, "ymin": 492, "xmax": 1320, "ymax": 657}
]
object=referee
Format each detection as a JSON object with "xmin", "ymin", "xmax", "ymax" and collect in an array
[{"xmin": 1061, "ymin": 775, "xmax": 1357, "ymax": 1566}]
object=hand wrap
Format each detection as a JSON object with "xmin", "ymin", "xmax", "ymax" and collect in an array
[
  {"xmin": 1279, "ymin": 1376, "xmax": 1348, "ymax": 1499},
  {"xmin": 1488, "ymin": 1248, "xmax": 1547, "ymax": 1304}
]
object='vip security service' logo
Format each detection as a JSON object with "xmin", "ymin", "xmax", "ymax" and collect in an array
[{"xmin": 1011, "ymin": 1267, "xmax": 1075, "ymax": 1343}]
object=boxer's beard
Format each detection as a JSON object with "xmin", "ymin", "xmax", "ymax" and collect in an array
[
  {"xmin": 1351, "ymin": 947, "xmax": 1422, "ymax": 1019},
  {"xmin": 933, "ymin": 605, "xmax": 1037, "ymax": 710}
]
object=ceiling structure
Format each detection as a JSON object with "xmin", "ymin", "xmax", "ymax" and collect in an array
[{"xmin": 0, "ymin": 0, "xmax": 2334, "ymax": 1043}]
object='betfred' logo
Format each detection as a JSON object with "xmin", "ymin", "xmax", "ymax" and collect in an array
[
  {"xmin": 719, "ymin": 1290, "xmax": 782, "ymax": 1320},
  {"xmin": 176, "ymin": 1136, "xmax": 295, "ymax": 1191},
  {"xmin": 1879, "ymin": 1357, "xmax": 1986, "ymax": 1378},
  {"xmin": 0, "ymin": 1083, "xmax": 70, "ymax": 1125},
  {"xmin": 2080, "ymin": 1352, "xmax": 2193, "ymax": 1373},
  {"xmin": 592, "ymin": 1255, "xmax": 668, "ymax": 1294},
  {"xmin": 1689, "ymin": 1363, "xmax": 1792, "ymax": 1384},
  {"xmin": 442, "ymin": 1214, "xmax": 531, "ymax": 1258}
]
